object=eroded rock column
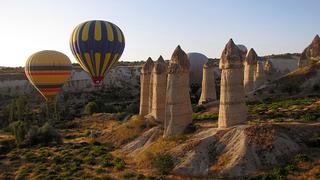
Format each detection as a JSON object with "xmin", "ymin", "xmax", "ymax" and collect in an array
[
  {"xmin": 150, "ymin": 56, "xmax": 167, "ymax": 123},
  {"xmin": 198, "ymin": 61, "xmax": 217, "ymax": 105},
  {"xmin": 164, "ymin": 46, "xmax": 192, "ymax": 137},
  {"xmin": 243, "ymin": 48, "xmax": 258, "ymax": 93},
  {"xmin": 218, "ymin": 39, "xmax": 247, "ymax": 128},
  {"xmin": 254, "ymin": 60, "xmax": 266, "ymax": 89},
  {"xmin": 299, "ymin": 35, "xmax": 320, "ymax": 68},
  {"xmin": 139, "ymin": 58, "xmax": 154, "ymax": 116}
]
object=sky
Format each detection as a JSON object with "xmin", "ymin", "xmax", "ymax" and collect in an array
[{"xmin": 0, "ymin": 0, "xmax": 320, "ymax": 67}]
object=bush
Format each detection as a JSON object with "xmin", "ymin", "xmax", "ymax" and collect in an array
[
  {"xmin": 306, "ymin": 134, "xmax": 320, "ymax": 147},
  {"xmin": 0, "ymin": 139, "xmax": 16, "ymax": 154},
  {"xmin": 84, "ymin": 102, "xmax": 99, "ymax": 115},
  {"xmin": 9, "ymin": 121, "xmax": 62, "ymax": 146},
  {"xmin": 126, "ymin": 103, "xmax": 139, "ymax": 114},
  {"xmin": 152, "ymin": 154, "xmax": 174, "ymax": 175},
  {"xmin": 114, "ymin": 157, "xmax": 126, "ymax": 170},
  {"xmin": 9, "ymin": 121, "xmax": 29, "ymax": 145},
  {"xmin": 193, "ymin": 105, "xmax": 206, "ymax": 113}
]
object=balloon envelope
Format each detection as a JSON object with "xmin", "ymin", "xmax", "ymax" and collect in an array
[
  {"xmin": 187, "ymin": 52, "xmax": 208, "ymax": 86},
  {"xmin": 70, "ymin": 20, "xmax": 125, "ymax": 86},
  {"xmin": 25, "ymin": 50, "xmax": 72, "ymax": 100},
  {"xmin": 237, "ymin": 44, "xmax": 248, "ymax": 59}
]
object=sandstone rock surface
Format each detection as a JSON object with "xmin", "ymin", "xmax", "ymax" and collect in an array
[{"xmin": 218, "ymin": 39, "xmax": 247, "ymax": 128}]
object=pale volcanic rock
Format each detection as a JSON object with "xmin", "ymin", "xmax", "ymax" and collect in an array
[
  {"xmin": 150, "ymin": 56, "xmax": 167, "ymax": 123},
  {"xmin": 299, "ymin": 35, "xmax": 320, "ymax": 67},
  {"xmin": 264, "ymin": 59, "xmax": 275, "ymax": 74},
  {"xmin": 139, "ymin": 58, "xmax": 154, "ymax": 116},
  {"xmin": 243, "ymin": 48, "xmax": 258, "ymax": 93},
  {"xmin": 198, "ymin": 61, "xmax": 217, "ymax": 105},
  {"xmin": 218, "ymin": 39, "xmax": 247, "ymax": 128},
  {"xmin": 254, "ymin": 60, "xmax": 266, "ymax": 89},
  {"xmin": 164, "ymin": 45, "xmax": 193, "ymax": 137}
]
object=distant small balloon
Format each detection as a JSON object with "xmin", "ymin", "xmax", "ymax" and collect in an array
[
  {"xmin": 25, "ymin": 50, "xmax": 72, "ymax": 101},
  {"xmin": 70, "ymin": 20, "xmax": 125, "ymax": 86}
]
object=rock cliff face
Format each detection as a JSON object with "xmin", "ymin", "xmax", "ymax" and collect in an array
[
  {"xmin": 0, "ymin": 65, "xmax": 141, "ymax": 96},
  {"xmin": 299, "ymin": 35, "xmax": 320, "ymax": 67}
]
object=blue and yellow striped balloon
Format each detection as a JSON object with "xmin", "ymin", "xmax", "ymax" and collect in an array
[{"xmin": 70, "ymin": 20, "xmax": 125, "ymax": 86}]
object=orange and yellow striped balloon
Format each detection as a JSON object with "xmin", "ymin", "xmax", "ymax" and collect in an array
[{"xmin": 25, "ymin": 50, "xmax": 72, "ymax": 101}]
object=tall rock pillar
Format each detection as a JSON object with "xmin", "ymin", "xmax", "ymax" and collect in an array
[
  {"xmin": 299, "ymin": 35, "xmax": 320, "ymax": 68},
  {"xmin": 243, "ymin": 48, "xmax": 258, "ymax": 93},
  {"xmin": 139, "ymin": 58, "xmax": 154, "ymax": 116},
  {"xmin": 218, "ymin": 39, "xmax": 247, "ymax": 128},
  {"xmin": 254, "ymin": 60, "xmax": 266, "ymax": 89},
  {"xmin": 198, "ymin": 61, "xmax": 217, "ymax": 105},
  {"xmin": 150, "ymin": 56, "xmax": 167, "ymax": 123},
  {"xmin": 164, "ymin": 46, "xmax": 192, "ymax": 137}
]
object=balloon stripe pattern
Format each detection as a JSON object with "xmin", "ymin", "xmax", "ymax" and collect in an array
[
  {"xmin": 25, "ymin": 50, "xmax": 72, "ymax": 100},
  {"xmin": 70, "ymin": 20, "xmax": 125, "ymax": 86}
]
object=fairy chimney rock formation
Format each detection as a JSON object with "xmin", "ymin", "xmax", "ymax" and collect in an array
[
  {"xmin": 150, "ymin": 56, "xmax": 167, "ymax": 123},
  {"xmin": 218, "ymin": 39, "xmax": 247, "ymax": 128},
  {"xmin": 139, "ymin": 57, "xmax": 154, "ymax": 116},
  {"xmin": 299, "ymin": 35, "xmax": 320, "ymax": 67},
  {"xmin": 198, "ymin": 61, "xmax": 217, "ymax": 105},
  {"xmin": 254, "ymin": 60, "xmax": 266, "ymax": 89},
  {"xmin": 243, "ymin": 48, "xmax": 258, "ymax": 93},
  {"xmin": 164, "ymin": 45, "xmax": 193, "ymax": 137},
  {"xmin": 264, "ymin": 59, "xmax": 275, "ymax": 74}
]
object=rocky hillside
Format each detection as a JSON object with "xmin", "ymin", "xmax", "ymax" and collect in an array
[
  {"xmin": 0, "ymin": 65, "xmax": 141, "ymax": 96},
  {"xmin": 248, "ymin": 62, "xmax": 320, "ymax": 101}
]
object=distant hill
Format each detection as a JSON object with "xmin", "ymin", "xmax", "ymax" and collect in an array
[{"xmin": 248, "ymin": 62, "xmax": 320, "ymax": 100}]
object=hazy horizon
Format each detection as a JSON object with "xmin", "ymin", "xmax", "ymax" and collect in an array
[{"xmin": 1, "ymin": 0, "xmax": 320, "ymax": 67}]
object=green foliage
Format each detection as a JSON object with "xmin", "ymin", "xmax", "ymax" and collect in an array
[
  {"xmin": 84, "ymin": 101, "xmax": 99, "ymax": 115},
  {"xmin": 152, "ymin": 154, "xmax": 174, "ymax": 175},
  {"xmin": 9, "ymin": 120, "xmax": 29, "ymax": 145},
  {"xmin": 306, "ymin": 133, "xmax": 320, "ymax": 147},
  {"xmin": 294, "ymin": 153, "xmax": 309, "ymax": 162},
  {"xmin": 83, "ymin": 155, "xmax": 96, "ymax": 165},
  {"xmin": 192, "ymin": 112, "xmax": 218, "ymax": 120},
  {"xmin": 114, "ymin": 157, "xmax": 126, "ymax": 170},
  {"xmin": 281, "ymin": 84, "xmax": 301, "ymax": 95},
  {"xmin": 193, "ymin": 105, "xmax": 206, "ymax": 113},
  {"xmin": 0, "ymin": 139, "xmax": 15, "ymax": 154},
  {"xmin": 248, "ymin": 97, "xmax": 319, "ymax": 122},
  {"xmin": 126, "ymin": 103, "xmax": 139, "ymax": 114},
  {"xmin": 9, "ymin": 121, "xmax": 62, "ymax": 146}
]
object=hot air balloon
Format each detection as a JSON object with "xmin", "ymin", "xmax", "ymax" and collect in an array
[
  {"xmin": 70, "ymin": 20, "xmax": 125, "ymax": 86},
  {"xmin": 25, "ymin": 50, "xmax": 72, "ymax": 101}
]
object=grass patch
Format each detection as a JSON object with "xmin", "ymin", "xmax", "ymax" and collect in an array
[
  {"xmin": 109, "ymin": 115, "xmax": 156, "ymax": 147},
  {"xmin": 248, "ymin": 97, "xmax": 320, "ymax": 122}
]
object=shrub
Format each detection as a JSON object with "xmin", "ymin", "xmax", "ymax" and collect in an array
[
  {"xmin": 126, "ymin": 103, "xmax": 139, "ymax": 114},
  {"xmin": 0, "ymin": 139, "xmax": 16, "ymax": 154},
  {"xmin": 9, "ymin": 121, "xmax": 62, "ymax": 146},
  {"xmin": 114, "ymin": 157, "xmax": 126, "ymax": 170},
  {"xmin": 9, "ymin": 120, "xmax": 29, "ymax": 145},
  {"xmin": 37, "ymin": 123, "xmax": 63, "ymax": 145},
  {"xmin": 152, "ymin": 154, "xmax": 174, "ymax": 175},
  {"xmin": 84, "ymin": 102, "xmax": 99, "ymax": 115},
  {"xmin": 294, "ymin": 153, "xmax": 309, "ymax": 162},
  {"xmin": 84, "ymin": 155, "xmax": 96, "ymax": 165},
  {"xmin": 103, "ymin": 104, "xmax": 117, "ymax": 113},
  {"xmin": 193, "ymin": 105, "xmax": 206, "ymax": 113},
  {"xmin": 306, "ymin": 134, "xmax": 320, "ymax": 147}
]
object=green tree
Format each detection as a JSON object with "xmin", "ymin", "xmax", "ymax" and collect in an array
[{"xmin": 84, "ymin": 102, "xmax": 99, "ymax": 115}]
